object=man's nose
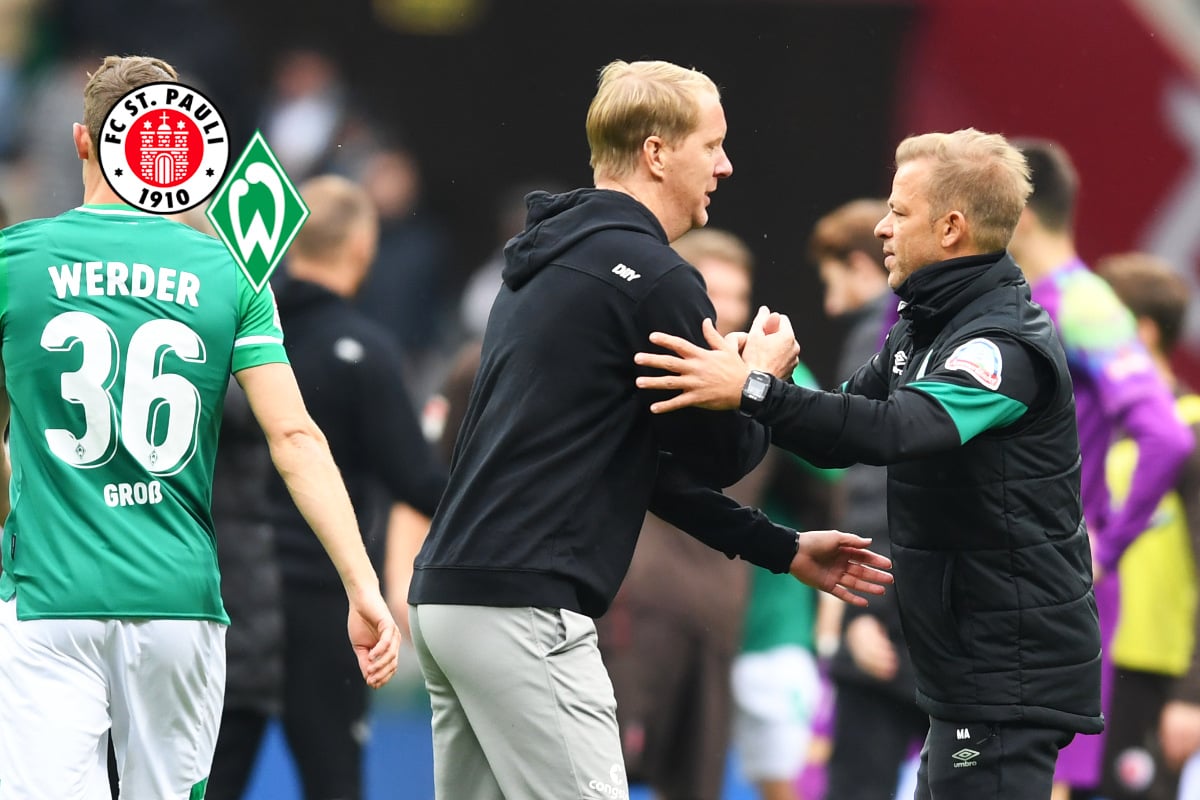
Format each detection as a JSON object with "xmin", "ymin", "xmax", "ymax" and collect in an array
[{"xmin": 716, "ymin": 149, "xmax": 732, "ymax": 178}]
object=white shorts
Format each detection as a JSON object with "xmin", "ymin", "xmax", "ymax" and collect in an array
[
  {"xmin": 0, "ymin": 597, "xmax": 226, "ymax": 800},
  {"xmin": 731, "ymin": 645, "xmax": 821, "ymax": 782}
]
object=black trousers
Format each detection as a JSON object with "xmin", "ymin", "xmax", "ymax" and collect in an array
[
  {"xmin": 825, "ymin": 681, "xmax": 929, "ymax": 800},
  {"xmin": 282, "ymin": 582, "xmax": 368, "ymax": 800},
  {"xmin": 915, "ymin": 717, "xmax": 1074, "ymax": 800},
  {"xmin": 206, "ymin": 583, "xmax": 368, "ymax": 800}
]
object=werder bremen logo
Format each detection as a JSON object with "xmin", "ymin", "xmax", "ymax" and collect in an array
[{"xmin": 206, "ymin": 131, "xmax": 309, "ymax": 293}]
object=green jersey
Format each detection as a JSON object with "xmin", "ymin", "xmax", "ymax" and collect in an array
[{"xmin": 0, "ymin": 204, "xmax": 288, "ymax": 621}]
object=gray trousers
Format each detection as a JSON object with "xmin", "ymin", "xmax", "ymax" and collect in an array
[{"xmin": 409, "ymin": 604, "xmax": 629, "ymax": 800}]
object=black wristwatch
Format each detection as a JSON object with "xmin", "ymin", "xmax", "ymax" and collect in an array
[{"xmin": 739, "ymin": 370, "xmax": 774, "ymax": 417}]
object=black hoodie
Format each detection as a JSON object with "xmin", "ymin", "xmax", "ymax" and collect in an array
[{"xmin": 409, "ymin": 189, "xmax": 798, "ymax": 617}]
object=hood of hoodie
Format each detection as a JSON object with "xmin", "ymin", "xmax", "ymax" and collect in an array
[{"xmin": 502, "ymin": 188, "xmax": 669, "ymax": 291}]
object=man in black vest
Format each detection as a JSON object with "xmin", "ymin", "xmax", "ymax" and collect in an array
[{"xmin": 637, "ymin": 128, "xmax": 1102, "ymax": 800}]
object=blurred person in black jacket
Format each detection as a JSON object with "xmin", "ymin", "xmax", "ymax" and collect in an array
[
  {"xmin": 207, "ymin": 174, "xmax": 447, "ymax": 800},
  {"xmin": 811, "ymin": 198, "xmax": 929, "ymax": 800}
]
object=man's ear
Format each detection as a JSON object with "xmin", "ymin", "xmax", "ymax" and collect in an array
[
  {"xmin": 642, "ymin": 136, "xmax": 667, "ymax": 179},
  {"xmin": 941, "ymin": 210, "xmax": 967, "ymax": 248},
  {"xmin": 72, "ymin": 123, "xmax": 91, "ymax": 162}
]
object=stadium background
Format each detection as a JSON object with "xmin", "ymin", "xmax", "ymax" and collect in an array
[{"xmin": 3, "ymin": 0, "xmax": 1199, "ymax": 796}]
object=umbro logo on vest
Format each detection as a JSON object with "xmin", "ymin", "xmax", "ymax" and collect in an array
[{"xmin": 612, "ymin": 263, "xmax": 641, "ymax": 282}]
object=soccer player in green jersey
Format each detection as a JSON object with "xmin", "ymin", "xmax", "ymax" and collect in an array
[{"xmin": 0, "ymin": 55, "xmax": 400, "ymax": 800}]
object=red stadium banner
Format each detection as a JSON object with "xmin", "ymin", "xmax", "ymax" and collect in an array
[{"xmin": 894, "ymin": 0, "xmax": 1200, "ymax": 380}]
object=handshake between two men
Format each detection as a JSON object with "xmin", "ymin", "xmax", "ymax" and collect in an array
[{"xmin": 636, "ymin": 306, "xmax": 895, "ymax": 608}]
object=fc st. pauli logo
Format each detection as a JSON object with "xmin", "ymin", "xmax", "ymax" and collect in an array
[{"xmin": 98, "ymin": 81, "xmax": 229, "ymax": 214}]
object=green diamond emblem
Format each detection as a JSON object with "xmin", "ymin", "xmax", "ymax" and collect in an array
[{"xmin": 205, "ymin": 130, "xmax": 308, "ymax": 293}]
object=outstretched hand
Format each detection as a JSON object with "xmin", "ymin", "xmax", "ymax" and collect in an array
[
  {"xmin": 636, "ymin": 318, "xmax": 748, "ymax": 412},
  {"xmin": 635, "ymin": 306, "xmax": 799, "ymax": 414},
  {"xmin": 347, "ymin": 591, "xmax": 402, "ymax": 689},
  {"xmin": 789, "ymin": 530, "xmax": 894, "ymax": 606}
]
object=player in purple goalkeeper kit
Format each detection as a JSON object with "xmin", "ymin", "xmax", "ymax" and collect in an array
[{"xmin": 1010, "ymin": 139, "xmax": 1195, "ymax": 797}]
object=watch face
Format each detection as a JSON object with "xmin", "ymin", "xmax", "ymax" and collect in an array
[{"xmin": 745, "ymin": 372, "xmax": 771, "ymax": 401}]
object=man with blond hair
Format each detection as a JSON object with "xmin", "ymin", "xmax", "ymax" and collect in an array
[
  {"xmin": 639, "ymin": 128, "xmax": 1103, "ymax": 799},
  {"xmin": 0, "ymin": 55, "xmax": 400, "ymax": 799},
  {"xmin": 408, "ymin": 59, "xmax": 892, "ymax": 800}
]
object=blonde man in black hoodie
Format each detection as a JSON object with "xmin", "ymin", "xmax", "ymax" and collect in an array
[{"xmin": 408, "ymin": 59, "xmax": 893, "ymax": 800}]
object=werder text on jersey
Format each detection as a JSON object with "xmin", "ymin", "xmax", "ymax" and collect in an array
[{"xmin": 47, "ymin": 262, "xmax": 200, "ymax": 307}]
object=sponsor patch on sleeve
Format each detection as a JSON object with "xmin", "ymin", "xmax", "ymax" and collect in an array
[{"xmin": 945, "ymin": 338, "xmax": 1003, "ymax": 390}]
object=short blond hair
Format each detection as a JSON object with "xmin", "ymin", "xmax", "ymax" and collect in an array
[
  {"xmin": 586, "ymin": 60, "xmax": 719, "ymax": 178},
  {"xmin": 292, "ymin": 175, "xmax": 377, "ymax": 260},
  {"xmin": 895, "ymin": 129, "xmax": 1031, "ymax": 252},
  {"xmin": 84, "ymin": 55, "xmax": 179, "ymax": 148},
  {"xmin": 673, "ymin": 228, "xmax": 753, "ymax": 276}
]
